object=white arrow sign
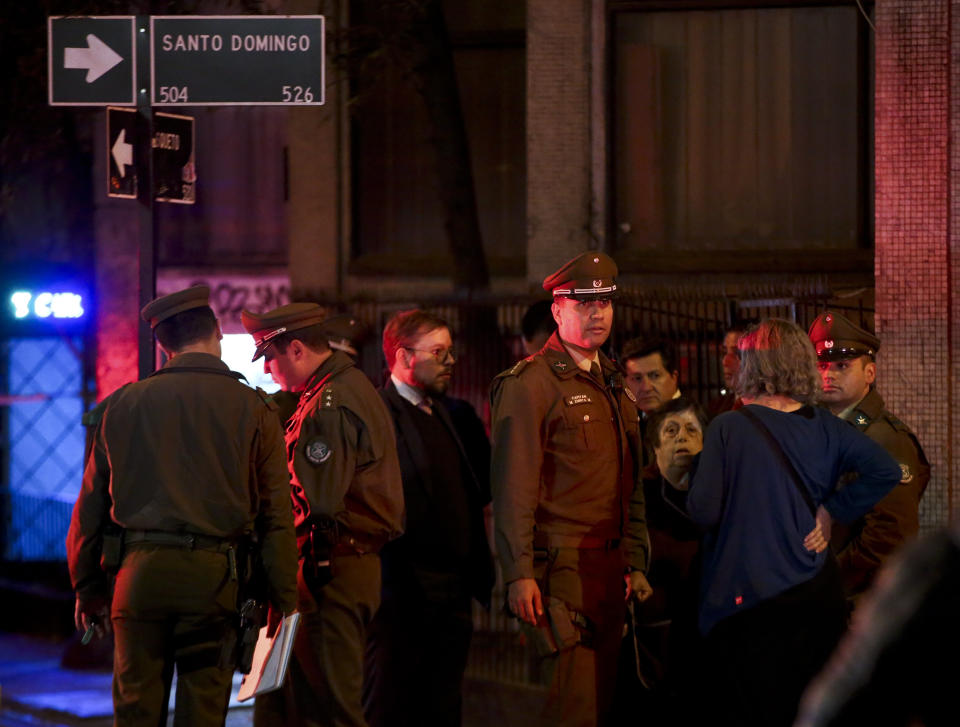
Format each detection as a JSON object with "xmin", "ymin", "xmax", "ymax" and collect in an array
[
  {"xmin": 64, "ymin": 34, "xmax": 123, "ymax": 83},
  {"xmin": 111, "ymin": 128, "xmax": 133, "ymax": 178}
]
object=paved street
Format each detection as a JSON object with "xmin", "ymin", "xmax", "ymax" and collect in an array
[{"xmin": 0, "ymin": 632, "xmax": 545, "ymax": 727}]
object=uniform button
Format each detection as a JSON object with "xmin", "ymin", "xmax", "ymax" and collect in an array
[{"xmin": 583, "ymin": 414, "xmax": 590, "ymax": 422}]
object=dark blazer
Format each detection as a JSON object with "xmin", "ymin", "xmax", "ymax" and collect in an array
[{"xmin": 379, "ymin": 380, "xmax": 495, "ymax": 607}]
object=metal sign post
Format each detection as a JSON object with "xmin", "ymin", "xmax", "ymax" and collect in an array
[{"xmin": 136, "ymin": 15, "xmax": 157, "ymax": 380}]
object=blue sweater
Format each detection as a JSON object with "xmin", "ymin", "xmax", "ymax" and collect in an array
[{"xmin": 687, "ymin": 405, "xmax": 901, "ymax": 635}]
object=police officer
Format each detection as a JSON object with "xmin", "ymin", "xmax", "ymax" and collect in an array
[
  {"xmin": 241, "ymin": 302, "xmax": 404, "ymax": 727},
  {"xmin": 809, "ymin": 311, "xmax": 930, "ymax": 603},
  {"xmin": 490, "ymin": 251, "xmax": 652, "ymax": 726},
  {"xmin": 66, "ymin": 285, "xmax": 298, "ymax": 727}
]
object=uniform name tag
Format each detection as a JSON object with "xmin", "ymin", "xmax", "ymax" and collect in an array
[{"xmin": 565, "ymin": 394, "xmax": 592, "ymax": 406}]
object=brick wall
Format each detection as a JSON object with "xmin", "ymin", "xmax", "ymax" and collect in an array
[
  {"xmin": 527, "ymin": 0, "xmax": 598, "ymax": 285},
  {"xmin": 875, "ymin": 0, "xmax": 954, "ymax": 529}
]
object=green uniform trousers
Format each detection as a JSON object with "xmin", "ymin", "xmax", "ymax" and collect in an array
[
  {"xmin": 534, "ymin": 547, "xmax": 625, "ymax": 727},
  {"xmin": 111, "ymin": 544, "xmax": 239, "ymax": 727},
  {"xmin": 254, "ymin": 551, "xmax": 381, "ymax": 727}
]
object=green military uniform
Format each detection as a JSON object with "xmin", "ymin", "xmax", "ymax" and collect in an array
[
  {"xmin": 66, "ymin": 286, "xmax": 298, "ymax": 727},
  {"xmin": 809, "ymin": 311, "xmax": 930, "ymax": 601},
  {"xmin": 242, "ymin": 304, "xmax": 403, "ymax": 727},
  {"xmin": 833, "ymin": 387, "xmax": 930, "ymax": 596},
  {"xmin": 490, "ymin": 253, "xmax": 649, "ymax": 726}
]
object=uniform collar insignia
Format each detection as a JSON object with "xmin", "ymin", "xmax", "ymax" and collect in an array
[{"xmin": 856, "ymin": 414, "xmax": 868, "ymax": 426}]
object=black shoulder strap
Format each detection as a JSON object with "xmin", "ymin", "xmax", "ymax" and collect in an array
[
  {"xmin": 739, "ymin": 407, "xmax": 817, "ymax": 517},
  {"xmin": 148, "ymin": 367, "xmax": 248, "ymax": 383}
]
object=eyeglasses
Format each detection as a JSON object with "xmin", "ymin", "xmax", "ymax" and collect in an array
[{"xmin": 404, "ymin": 346, "xmax": 456, "ymax": 363}]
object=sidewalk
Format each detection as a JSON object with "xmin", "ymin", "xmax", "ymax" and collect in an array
[
  {"xmin": 0, "ymin": 632, "xmax": 544, "ymax": 727},
  {"xmin": 0, "ymin": 632, "xmax": 253, "ymax": 727}
]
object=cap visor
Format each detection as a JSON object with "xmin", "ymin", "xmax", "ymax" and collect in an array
[{"xmin": 563, "ymin": 291, "xmax": 617, "ymax": 302}]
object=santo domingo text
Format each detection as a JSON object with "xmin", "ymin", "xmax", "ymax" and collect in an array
[{"xmin": 160, "ymin": 34, "xmax": 313, "ymax": 53}]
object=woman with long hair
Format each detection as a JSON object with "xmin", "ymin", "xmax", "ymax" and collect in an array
[{"xmin": 686, "ymin": 318, "xmax": 901, "ymax": 726}]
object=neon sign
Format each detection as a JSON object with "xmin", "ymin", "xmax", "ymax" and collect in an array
[{"xmin": 9, "ymin": 291, "xmax": 85, "ymax": 320}]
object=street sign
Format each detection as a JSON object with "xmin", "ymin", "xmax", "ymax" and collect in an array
[
  {"xmin": 107, "ymin": 107, "xmax": 137, "ymax": 198},
  {"xmin": 49, "ymin": 16, "xmax": 136, "ymax": 106},
  {"xmin": 153, "ymin": 112, "xmax": 195, "ymax": 204},
  {"xmin": 150, "ymin": 15, "xmax": 324, "ymax": 106},
  {"xmin": 106, "ymin": 108, "xmax": 196, "ymax": 203}
]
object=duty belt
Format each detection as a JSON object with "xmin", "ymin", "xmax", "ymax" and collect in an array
[
  {"xmin": 297, "ymin": 521, "xmax": 387, "ymax": 558},
  {"xmin": 533, "ymin": 533, "xmax": 621, "ymax": 550},
  {"xmin": 124, "ymin": 529, "xmax": 236, "ymax": 553}
]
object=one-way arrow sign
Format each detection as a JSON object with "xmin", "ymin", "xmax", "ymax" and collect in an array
[
  {"xmin": 107, "ymin": 107, "xmax": 137, "ymax": 198},
  {"xmin": 64, "ymin": 34, "xmax": 124, "ymax": 83},
  {"xmin": 107, "ymin": 107, "xmax": 196, "ymax": 203},
  {"xmin": 49, "ymin": 16, "xmax": 136, "ymax": 105},
  {"xmin": 112, "ymin": 128, "xmax": 133, "ymax": 178}
]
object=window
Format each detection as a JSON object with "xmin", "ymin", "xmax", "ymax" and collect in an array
[
  {"xmin": 349, "ymin": 0, "xmax": 526, "ymax": 274},
  {"xmin": 612, "ymin": 5, "xmax": 872, "ymax": 256}
]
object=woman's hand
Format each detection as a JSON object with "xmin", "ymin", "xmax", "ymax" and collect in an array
[{"xmin": 803, "ymin": 505, "xmax": 833, "ymax": 553}]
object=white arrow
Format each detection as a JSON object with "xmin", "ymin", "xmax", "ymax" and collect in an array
[
  {"xmin": 64, "ymin": 34, "xmax": 123, "ymax": 83},
  {"xmin": 112, "ymin": 128, "xmax": 133, "ymax": 177}
]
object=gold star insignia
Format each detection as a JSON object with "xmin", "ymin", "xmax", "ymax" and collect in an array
[{"xmin": 857, "ymin": 415, "xmax": 868, "ymax": 425}]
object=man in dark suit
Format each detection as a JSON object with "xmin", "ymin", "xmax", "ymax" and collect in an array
[{"xmin": 365, "ymin": 309, "xmax": 495, "ymax": 727}]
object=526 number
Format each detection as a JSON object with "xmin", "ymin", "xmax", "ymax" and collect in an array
[{"xmin": 282, "ymin": 86, "xmax": 314, "ymax": 103}]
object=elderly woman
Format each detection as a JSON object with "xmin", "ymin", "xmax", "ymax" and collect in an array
[
  {"xmin": 626, "ymin": 397, "xmax": 708, "ymax": 721},
  {"xmin": 686, "ymin": 319, "xmax": 901, "ymax": 726}
]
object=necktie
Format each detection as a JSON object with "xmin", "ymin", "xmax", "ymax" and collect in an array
[
  {"xmin": 418, "ymin": 397, "xmax": 433, "ymax": 415},
  {"xmin": 590, "ymin": 361, "xmax": 603, "ymax": 384}
]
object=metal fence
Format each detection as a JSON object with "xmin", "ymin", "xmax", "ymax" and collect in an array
[
  {"xmin": 346, "ymin": 290, "xmax": 875, "ymax": 426},
  {"xmin": 1, "ymin": 336, "xmax": 94, "ymax": 562}
]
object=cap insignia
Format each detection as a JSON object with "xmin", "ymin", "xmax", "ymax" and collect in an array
[
  {"xmin": 255, "ymin": 326, "xmax": 288, "ymax": 348},
  {"xmin": 593, "ymin": 256, "xmax": 600, "ymax": 263},
  {"xmin": 825, "ymin": 339, "xmax": 834, "ymax": 349},
  {"xmin": 593, "ymin": 279, "xmax": 602, "ymax": 288}
]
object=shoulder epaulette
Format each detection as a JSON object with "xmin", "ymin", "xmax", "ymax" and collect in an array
[
  {"xmin": 318, "ymin": 384, "xmax": 338, "ymax": 409},
  {"xmin": 882, "ymin": 410, "xmax": 911, "ymax": 433},
  {"xmin": 258, "ymin": 388, "xmax": 279, "ymax": 411},
  {"xmin": 497, "ymin": 357, "xmax": 533, "ymax": 379},
  {"xmin": 81, "ymin": 384, "xmax": 130, "ymax": 428}
]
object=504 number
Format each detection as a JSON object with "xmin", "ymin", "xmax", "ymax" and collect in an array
[{"xmin": 158, "ymin": 86, "xmax": 188, "ymax": 103}]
